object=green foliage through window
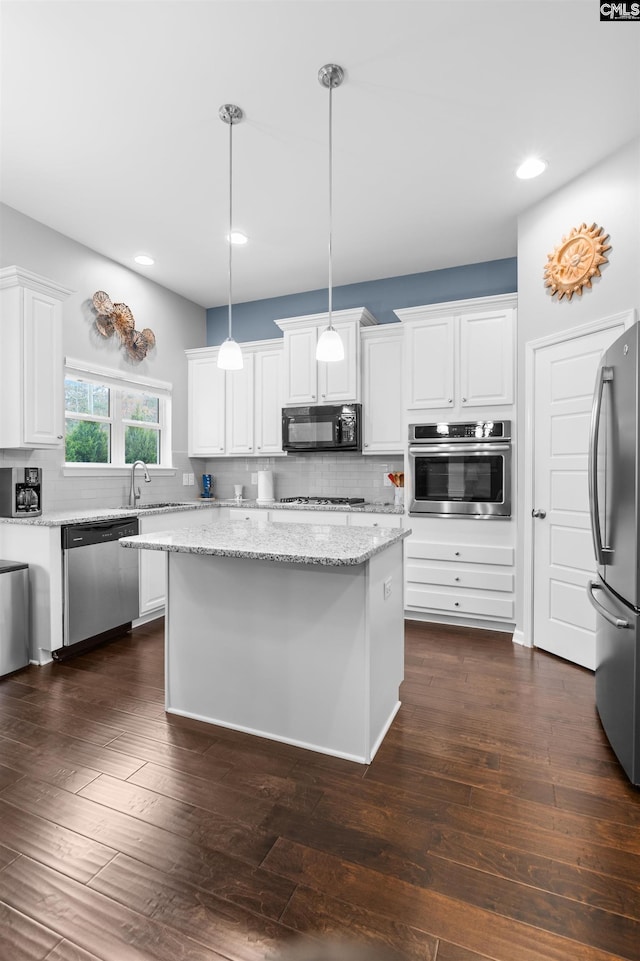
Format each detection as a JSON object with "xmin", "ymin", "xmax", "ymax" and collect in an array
[{"xmin": 64, "ymin": 367, "xmax": 169, "ymax": 467}]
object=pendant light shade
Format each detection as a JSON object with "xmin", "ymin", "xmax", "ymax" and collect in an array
[
  {"xmin": 316, "ymin": 63, "xmax": 345, "ymax": 364},
  {"xmin": 217, "ymin": 336, "xmax": 243, "ymax": 370},
  {"xmin": 217, "ymin": 103, "xmax": 244, "ymax": 371}
]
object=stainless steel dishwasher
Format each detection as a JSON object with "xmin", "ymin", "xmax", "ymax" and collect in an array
[{"xmin": 59, "ymin": 517, "xmax": 139, "ymax": 657}]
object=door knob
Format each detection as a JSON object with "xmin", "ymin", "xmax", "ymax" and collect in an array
[{"xmin": 531, "ymin": 508, "xmax": 547, "ymax": 519}]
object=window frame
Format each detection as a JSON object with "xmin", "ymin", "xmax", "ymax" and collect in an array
[{"xmin": 63, "ymin": 357, "xmax": 174, "ymax": 476}]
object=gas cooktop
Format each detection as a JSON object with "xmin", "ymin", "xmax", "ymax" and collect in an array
[{"xmin": 279, "ymin": 496, "xmax": 365, "ymax": 506}]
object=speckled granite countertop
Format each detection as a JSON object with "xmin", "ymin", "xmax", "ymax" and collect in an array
[
  {"xmin": 0, "ymin": 502, "xmax": 222, "ymax": 527},
  {"xmin": 0, "ymin": 499, "xmax": 403, "ymax": 527},
  {"xmin": 224, "ymin": 500, "xmax": 404, "ymax": 515},
  {"xmin": 120, "ymin": 518, "xmax": 410, "ymax": 566}
]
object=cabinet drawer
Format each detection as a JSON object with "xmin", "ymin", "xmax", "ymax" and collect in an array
[
  {"xmin": 348, "ymin": 513, "xmax": 403, "ymax": 529},
  {"xmin": 405, "ymin": 585, "xmax": 514, "ymax": 620},
  {"xmin": 406, "ymin": 563, "xmax": 513, "ymax": 593},
  {"xmin": 406, "ymin": 540, "xmax": 514, "ymax": 566},
  {"xmin": 228, "ymin": 508, "xmax": 266, "ymax": 521},
  {"xmin": 270, "ymin": 509, "xmax": 348, "ymax": 525}
]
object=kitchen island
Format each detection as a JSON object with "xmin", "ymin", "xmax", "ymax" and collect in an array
[{"xmin": 121, "ymin": 517, "xmax": 409, "ymax": 763}]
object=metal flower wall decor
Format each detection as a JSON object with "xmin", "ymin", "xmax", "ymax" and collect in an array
[{"xmin": 91, "ymin": 290, "xmax": 156, "ymax": 361}]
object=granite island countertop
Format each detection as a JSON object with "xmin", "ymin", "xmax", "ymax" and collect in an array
[
  {"xmin": 0, "ymin": 499, "xmax": 403, "ymax": 527},
  {"xmin": 120, "ymin": 517, "xmax": 410, "ymax": 566}
]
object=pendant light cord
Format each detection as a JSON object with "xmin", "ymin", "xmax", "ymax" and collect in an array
[
  {"xmin": 228, "ymin": 116, "xmax": 234, "ymax": 341},
  {"xmin": 327, "ymin": 80, "xmax": 333, "ymax": 329}
]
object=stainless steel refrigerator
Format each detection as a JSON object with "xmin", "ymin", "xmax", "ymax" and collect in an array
[{"xmin": 587, "ymin": 321, "xmax": 640, "ymax": 786}]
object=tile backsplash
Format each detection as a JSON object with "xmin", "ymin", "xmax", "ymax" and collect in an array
[
  {"xmin": 201, "ymin": 453, "xmax": 404, "ymax": 504},
  {"xmin": 0, "ymin": 448, "xmax": 404, "ymax": 510}
]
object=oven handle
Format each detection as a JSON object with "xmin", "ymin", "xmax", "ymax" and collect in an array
[{"xmin": 409, "ymin": 444, "xmax": 511, "ymax": 455}]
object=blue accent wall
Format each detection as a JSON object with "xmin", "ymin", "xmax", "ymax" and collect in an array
[{"xmin": 206, "ymin": 257, "xmax": 517, "ymax": 345}]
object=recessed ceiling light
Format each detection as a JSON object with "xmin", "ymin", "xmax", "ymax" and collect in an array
[
  {"xmin": 134, "ymin": 254, "xmax": 155, "ymax": 266},
  {"xmin": 516, "ymin": 157, "xmax": 547, "ymax": 180},
  {"xmin": 227, "ymin": 231, "xmax": 248, "ymax": 245}
]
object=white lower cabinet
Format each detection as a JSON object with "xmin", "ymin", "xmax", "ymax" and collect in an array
[
  {"xmin": 269, "ymin": 509, "xmax": 349, "ymax": 525},
  {"xmin": 348, "ymin": 512, "xmax": 403, "ymax": 529},
  {"xmin": 404, "ymin": 518, "xmax": 515, "ymax": 628},
  {"xmin": 138, "ymin": 509, "xmax": 218, "ymax": 616},
  {"xmin": 229, "ymin": 508, "xmax": 403, "ymax": 528}
]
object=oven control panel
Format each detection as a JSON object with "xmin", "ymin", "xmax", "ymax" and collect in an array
[{"xmin": 409, "ymin": 421, "xmax": 510, "ymax": 442}]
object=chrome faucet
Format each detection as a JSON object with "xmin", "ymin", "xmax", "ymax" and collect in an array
[{"xmin": 129, "ymin": 460, "xmax": 151, "ymax": 507}]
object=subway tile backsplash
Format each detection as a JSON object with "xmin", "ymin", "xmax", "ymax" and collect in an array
[
  {"xmin": 201, "ymin": 453, "xmax": 404, "ymax": 504},
  {"xmin": 0, "ymin": 448, "xmax": 404, "ymax": 510}
]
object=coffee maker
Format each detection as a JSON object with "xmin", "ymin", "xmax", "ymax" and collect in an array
[{"xmin": 0, "ymin": 467, "xmax": 43, "ymax": 517}]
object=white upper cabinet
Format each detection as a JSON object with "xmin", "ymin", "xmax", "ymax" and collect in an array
[
  {"xmin": 254, "ymin": 346, "xmax": 285, "ymax": 454},
  {"xmin": 404, "ymin": 316, "xmax": 455, "ymax": 409},
  {"xmin": 275, "ymin": 307, "xmax": 377, "ymax": 405},
  {"xmin": 395, "ymin": 293, "xmax": 516, "ymax": 411},
  {"xmin": 361, "ymin": 326, "xmax": 404, "ymax": 454},
  {"xmin": 187, "ymin": 347, "xmax": 226, "ymax": 456},
  {"xmin": 226, "ymin": 352, "xmax": 255, "ymax": 455},
  {"xmin": 186, "ymin": 339, "xmax": 284, "ymax": 457},
  {"xmin": 0, "ymin": 267, "xmax": 72, "ymax": 449}
]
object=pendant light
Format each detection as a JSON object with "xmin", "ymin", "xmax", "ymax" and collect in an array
[
  {"xmin": 316, "ymin": 64, "xmax": 345, "ymax": 363},
  {"xmin": 217, "ymin": 103, "xmax": 244, "ymax": 371}
]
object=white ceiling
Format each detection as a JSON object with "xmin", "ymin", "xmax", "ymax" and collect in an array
[{"xmin": 2, "ymin": 0, "xmax": 639, "ymax": 309}]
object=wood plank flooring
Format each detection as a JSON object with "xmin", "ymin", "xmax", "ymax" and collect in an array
[{"xmin": 1, "ymin": 618, "xmax": 639, "ymax": 961}]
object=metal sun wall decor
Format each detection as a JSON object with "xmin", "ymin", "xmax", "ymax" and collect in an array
[
  {"xmin": 544, "ymin": 222, "xmax": 611, "ymax": 301},
  {"xmin": 91, "ymin": 290, "xmax": 156, "ymax": 361}
]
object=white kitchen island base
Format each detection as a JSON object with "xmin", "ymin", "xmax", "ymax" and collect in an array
[{"xmin": 165, "ymin": 542, "xmax": 404, "ymax": 763}]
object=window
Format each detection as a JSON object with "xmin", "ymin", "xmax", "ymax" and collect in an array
[{"xmin": 64, "ymin": 359, "xmax": 172, "ymax": 469}]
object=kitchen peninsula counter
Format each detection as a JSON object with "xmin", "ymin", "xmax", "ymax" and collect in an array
[{"xmin": 121, "ymin": 518, "xmax": 409, "ymax": 763}]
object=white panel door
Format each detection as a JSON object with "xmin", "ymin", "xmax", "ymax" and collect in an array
[{"xmin": 532, "ymin": 325, "xmax": 626, "ymax": 668}]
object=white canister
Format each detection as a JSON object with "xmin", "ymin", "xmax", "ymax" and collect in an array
[{"xmin": 257, "ymin": 470, "xmax": 274, "ymax": 504}]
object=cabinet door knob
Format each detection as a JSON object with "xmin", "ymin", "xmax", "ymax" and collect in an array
[
  {"xmin": 454, "ymin": 551, "xmax": 460, "ymax": 556},
  {"xmin": 455, "ymin": 576, "xmax": 460, "ymax": 582},
  {"xmin": 57, "ymin": 434, "xmax": 63, "ymax": 439},
  {"xmin": 454, "ymin": 602, "xmax": 460, "ymax": 607},
  {"xmin": 531, "ymin": 508, "xmax": 547, "ymax": 519},
  {"xmin": 462, "ymin": 397, "xmax": 467, "ymax": 403},
  {"xmin": 448, "ymin": 398, "xmax": 453, "ymax": 404}
]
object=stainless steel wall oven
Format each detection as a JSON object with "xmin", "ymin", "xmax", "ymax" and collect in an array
[{"xmin": 408, "ymin": 421, "xmax": 511, "ymax": 517}]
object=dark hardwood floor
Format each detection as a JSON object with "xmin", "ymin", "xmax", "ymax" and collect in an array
[{"xmin": 1, "ymin": 617, "xmax": 639, "ymax": 961}]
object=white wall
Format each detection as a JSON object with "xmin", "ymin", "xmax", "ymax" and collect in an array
[
  {"xmin": 515, "ymin": 138, "xmax": 640, "ymax": 632},
  {"xmin": 0, "ymin": 203, "xmax": 207, "ymax": 508}
]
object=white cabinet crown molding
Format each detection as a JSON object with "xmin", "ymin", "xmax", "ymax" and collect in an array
[
  {"xmin": 394, "ymin": 292, "xmax": 517, "ymax": 323},
  {"xmin": 274, "ymin": 306, "xmax": 378, "ymax": 333},
  {"xmin": 0, "ymin": 265, "xmax": 74, "ymax": 299},
  {"xmin": 185, "ymin": 336, "xmax": 283, "ymax": 360}
]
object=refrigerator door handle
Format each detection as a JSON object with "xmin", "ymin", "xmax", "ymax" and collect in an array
[
  {"xmin": 588, "ymin": 364, "xmax": 614, "ymax": 566},
  {"xmin": 587, "ymin": 580, "xmax": 629, "ymax": 629}
]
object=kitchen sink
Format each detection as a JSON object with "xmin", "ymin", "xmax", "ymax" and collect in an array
[{"xmin": 122, "ymin": 502, "xmax": 192, "ymax": 510}]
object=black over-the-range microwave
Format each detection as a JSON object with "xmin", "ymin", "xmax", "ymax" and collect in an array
[{"xmin": 282, "ymin": 404, "xmax": 362, "ymax": 453}]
